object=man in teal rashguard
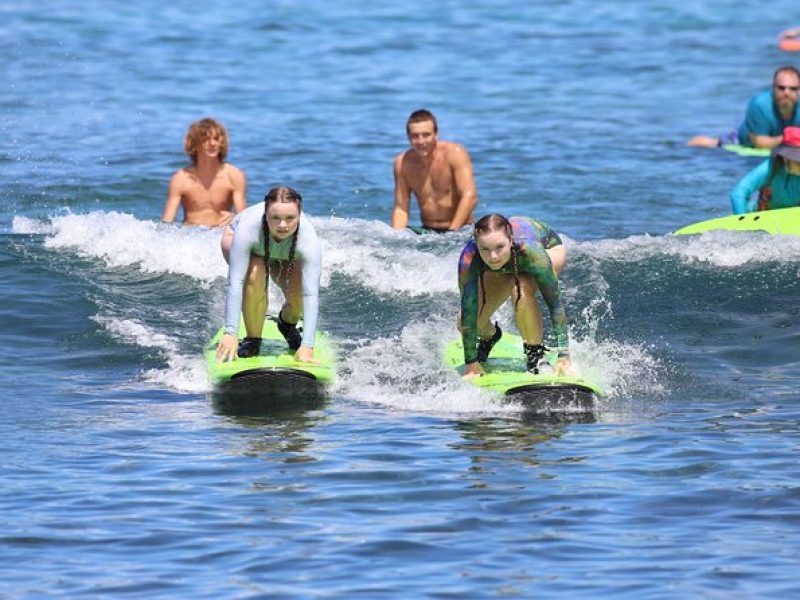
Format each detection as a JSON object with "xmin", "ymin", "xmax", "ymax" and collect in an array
[{"xmin": 688, "ymin": 66, "xmax": 800, "ymax": 149}]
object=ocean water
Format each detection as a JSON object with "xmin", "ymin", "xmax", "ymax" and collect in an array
[{"xmin": 3, "ymin": 1, "xmax": 800, "ymax": 597}]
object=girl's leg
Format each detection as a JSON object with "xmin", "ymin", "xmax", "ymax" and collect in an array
[
  {"xmin": 476, "ymin": 271, "xmax": 515, "ymax": 338},
  {"xmin": 243, "ymin": 254, "xmax": 267, "ymax": 338},
  {"xmin": 513, "ymin": 242, "xmax": 565, "ymax": 342},
  {"xmin": 269, "ymin": 260, "xmax": 304, "ymax": 323},
  {"xmin": 513, "ymin": 274, "xmax": 544, "ymax": 344}
]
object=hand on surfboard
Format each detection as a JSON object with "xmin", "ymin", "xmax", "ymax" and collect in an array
[{"xmin": 216, "ymin": 333, "xmax": 239, "ymax": 362}]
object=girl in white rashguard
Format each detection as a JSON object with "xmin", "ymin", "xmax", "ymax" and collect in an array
[{"xmin": 216, "ymin": 186, "xmax": 322, "ymax": 364}]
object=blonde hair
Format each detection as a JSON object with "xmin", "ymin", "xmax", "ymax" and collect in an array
[{"xmin": 183, "ymin": 118, "xmax": 229, "ymax": 164}]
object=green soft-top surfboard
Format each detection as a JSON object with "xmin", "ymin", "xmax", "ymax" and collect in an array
[
  {"xmin": 673, "ymin": 206, "xmax": 800, "ymax": 236},
  {"xmin": 206, "ymin": 317, "xmax": 336, "ymax": 412},
  {"xmin": 445, "ymin": 332, "xmax": 602, "ymax": 412},
  {"xmin": 721, "ymin": 144, "xmax": 770, "ymax": 158}
]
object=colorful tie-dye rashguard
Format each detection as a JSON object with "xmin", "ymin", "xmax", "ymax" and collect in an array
[{"xmin": 458, "ymin": 217, "xmax": 568, "ymax": 365}]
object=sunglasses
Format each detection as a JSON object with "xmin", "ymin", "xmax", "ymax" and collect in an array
[{"xmin": 775, "ymin": 85, "xmax": 800, "ymax": 92}]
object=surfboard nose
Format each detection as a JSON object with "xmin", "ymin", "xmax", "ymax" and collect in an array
[
  {"xmin": 505, "ymin": 384, "xmax": 598, "ymax": 417},
  {"xmin": 212, "ymin": 371, "xmax": 328, "ymax": 415}
]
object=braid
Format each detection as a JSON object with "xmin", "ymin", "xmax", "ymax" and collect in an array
[
  {"xmin": 262, "ymin": 212, "xmax": 271, "ymax": 295},
  {"xmin": 478, "ymin": 260, "xmax": 486, "ymax": 317},
  {"xmin": 286, "ymin": 220, "xmax": 299, "ymax": 287},
  {"xmin": 511, "ymin": 240, "xmax": 521, "ymax": 310}
]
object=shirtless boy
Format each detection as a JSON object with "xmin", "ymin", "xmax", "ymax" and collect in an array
[
  {"xmin": 161, "ymin": 118, "xmax": 247, "ymax": 227},
  {"xmin": 391, "ymin": 109, "xmax": 477, "ymax": 232}
]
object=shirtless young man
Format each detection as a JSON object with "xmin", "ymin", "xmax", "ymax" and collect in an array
[
  {"xmin": 161, "ymin": 118, "xmax": 247, "ymax": 227},
  {"xmin": 391, "ymin": 109, "xmax": 477, "ymax": 232}
]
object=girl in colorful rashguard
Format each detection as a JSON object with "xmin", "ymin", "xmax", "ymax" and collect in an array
[
  {"xmin": 216, "ymin": 186, "xmax": 322, "ymax": 364},
  {"xmin": 457, "ymin": 214, "xmax": 575, "ymax": 378}
]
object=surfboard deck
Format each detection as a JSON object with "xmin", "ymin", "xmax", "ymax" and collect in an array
[
  {"xmin": 206, "ymin": 318, "xmax": 335, "ymax": 413},
  {"xmin": 445, "ymin": 333, "xmax": 602, "ymax": 413},
  {"xmin": 721, "ymin": 144, "xmax": 770, "ymax": 158},
  {"xmin": 673, "ymin": 206, "xmax": 800, "ymax": 236}
]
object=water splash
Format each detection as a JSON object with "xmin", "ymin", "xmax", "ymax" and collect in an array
[
  {"xmin": 577, "ymin": 230, "xmax": 800, "ymax": 268},
  {"xmin": 93, "ymin": 315, "xmax": 211, "ymax": 394},
  {"xmin": 17, "ymin": 210, "xmax": 672, "ymax": 402},
  {"xmin": 14, "ymin": 211, "xmax": 227, "ymax": 283}
]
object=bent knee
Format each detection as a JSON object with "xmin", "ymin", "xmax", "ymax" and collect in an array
[
  {"xmin": 246, "ymin": 254, "xmax": 266, "ymax": 283},
  {"xmin": 547, "ymin": 245, "xmax": 566, "ymax": 274},
  {"xmin": 512, "ymin": 275, "xmax": 540, "ymax": 302},
  {"xmin": 220, "ymin": 226, "xmax": 235, "ymax": 264}
]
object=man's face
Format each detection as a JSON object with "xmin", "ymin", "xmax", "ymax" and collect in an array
[
  {"xmin": 407, "ymin": 120, "xmax": 437, "ymax": 157},
  {"xmin": 201, "ymin": 132, "xmax": 222, "ymax": 158},
  {"xmin": 773, "ymin": 71, "xmax": 800, "ymax": 112}
]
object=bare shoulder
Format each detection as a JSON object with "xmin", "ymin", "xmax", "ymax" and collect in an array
[
  {"xmin": 223, "ymin": 163, "xmax": 246, "ymax": 184},
  {"xmin": 442, "ymin": 140, "xmax": 473, "ymax": 165},
  {"xmin": 395, "ymin": 149, "xmax": 413, "ymax": 163},
  {"xmin": 394, "ymin": 149, "xmax": 416, "ymax": 171},
  {"xmin": 170, "ymin": 166, "xmax": 193, "ymax": 188}
]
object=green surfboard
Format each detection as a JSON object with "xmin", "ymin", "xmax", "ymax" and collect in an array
[
  {"xmin": 721, "ymin": 144, "xmax": 770, "ymax": 158},
  {"xmin": 206, "ymin": 317, "xmax": 336, "ymax": 412},
  {"xmin": 445, "ymin": 332, "xmax": 602, "ymax": 412},
  {"xmin": 673, "ymin": 207, "xmax": 800, "ymax": 236}
]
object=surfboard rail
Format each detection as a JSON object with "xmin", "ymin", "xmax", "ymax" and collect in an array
[
  {"xmin": 721, "ymin": 144, "xmax": 770, "ymax": 158},
  {"xmin": 444, "ymin": 334, "xmax": 602, "ymax": 411},
  {"xmin": 673, "ymin": 206, "xmax": 800, "ymax": 236}
]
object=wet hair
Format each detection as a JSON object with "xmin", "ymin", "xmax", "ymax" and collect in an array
[
  {"xmin": 262, "ymin": 186, "xmax": 303, "ymax": 295},
  {"xmin": 473, "ymin": 214, "xmax": 522, "ymax": 315},
  {"xmin": 406, "ymin": 108, "xmax": 438, "ymax": 134},
  {"xmin": 773, "ymin": 66, "xmax": 800, "ymax": 85},
  {"xmin": 183, "ymin": 118, "xmax": 229, "ymax": 164}
]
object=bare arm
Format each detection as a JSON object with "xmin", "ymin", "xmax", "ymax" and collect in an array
[
  {"xmin": 219, "ymin": 166, "xmax": 247, "ymax": 227},
  {"xmin": 447, "ymin": 145, "xmax": 477, "ymax": 230},
  {"xmin": 391, "ymin": 154, "xmax": 411, "ymax": 229},
  {"xmin": 749, "ymin": 133, "xmax": 784, "ymax": 149},
  {"xmin": 231, "ymin": 166, "xmax": 247, "ymax": 213},
  {"xmin": 161, "ymin": 171, "xmax": 185, "ymax": 223}
]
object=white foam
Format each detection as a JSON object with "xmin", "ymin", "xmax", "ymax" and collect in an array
[
  {"xmin": 21, "ymin": 210, "xmax": 671, "ymax": 401},
  {"xmin": 334, "ymin": 318, "xmax": 513, "ymax": 415},
  {"xmin": 11, "ymin": 215, "xmax": 51, "ymax": 234},
  {"xmin": 563, "ymin": 287, "xmax": 665, "ymax": 402},
  {"xmin": 15, "ymin": 211, "xmax": 228, "ymax": 283},
  {"xmin": 319, "ymin": 216, "xmax": 461, "ymax": 295},
  {"xmin": 332, "ymin": 307, "xmax": 663, "ymax": 415},
  {"xmin": 93, "ymin": 315, "xmax": 211, "ymax": 394},
  {"xmin": 15, "ymin": 211, "xmax": 462, "ymax": 296},
  {"xmin": 576, "ymin": 230, "xmax": 800, "ymax": 268}
]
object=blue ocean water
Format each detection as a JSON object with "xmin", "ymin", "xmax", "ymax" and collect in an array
[{"xmin": 3, "ymin": 1, "xmax": 800, "ymax": 596}]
